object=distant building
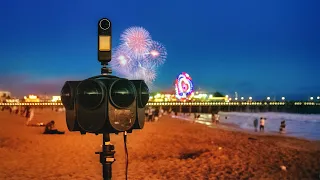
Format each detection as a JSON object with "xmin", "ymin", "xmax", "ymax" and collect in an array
[
  {"xmin": 0, "ymin": 91, "xmax": 11, "ymax": 98},
  {"xmin": 23, "ymin": 95, "xmax": 40, "ymax": 102},
  {"xmin": 0, "ymin": 90, "xmax": 12, "ymax": 102},
  {"xmin": 37, "ymin": 95, "xmax": 52, "ymax": 102},
  {"xmin": 51, "ymin": 96, "xmax": 61, "ymax": 102},
  {"xmin": 5, "ymin": 99, "xmax": 20, "ymax": 103}
]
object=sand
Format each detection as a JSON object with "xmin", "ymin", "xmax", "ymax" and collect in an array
[{"xmin": 0, "ymin": 109, "xmax": 320, "ymax": 180}]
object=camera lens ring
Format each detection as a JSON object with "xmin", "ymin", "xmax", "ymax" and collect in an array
[
  {"xmin": 139, "ymin": 81, "xmax": 149, "ymax": 108},
  {"xmin": 77, "ymin": 79, "xmax": 105, "ymax": 110},
  {"xmin": 99, "ymin": 19, "xmax": 110, "ymax": 30},
  {"xmin": 61, "ymin": 82, "xmax": 73, "ymax": 110},
  {"xmin": 109, "ymin": 79, "xmax": 137, "ymax": 109}
]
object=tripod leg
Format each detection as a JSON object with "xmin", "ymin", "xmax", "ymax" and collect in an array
[
  {"xmin": 102, "ymin": 133, "xmax": 115, "ymax": 180},
  {"xmin": 103, "ymin": 163, "xmax": 112, "ymax": 180}
]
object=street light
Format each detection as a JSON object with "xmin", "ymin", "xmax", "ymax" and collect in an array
[
  {"xmin": 267, "ymin": 97, "xmax": 270, "ymax": 101},
  {"xmin": 310, "ymin": 97, "xmax": 314, "ymax": 101},
  {"xmin": 235, "ymin": 98, "xmax": 238, "ymax": 101},
  {"xmin": 249, "ymin": 97, "xmax": 252, "ymax": 100},
  {"xmin": 241, "ymin": 97, "xmax": 244, "ymax": 100},
  {"xmin": 317, "ymin": 96, "xmax": 320, "ymax": 100},
  {"xmin": 281, "ymin": 97, "xmax": 285, "ymax": 101}
]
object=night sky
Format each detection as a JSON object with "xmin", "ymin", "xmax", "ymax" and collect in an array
[{"xmin": 0, "ymin": 0, "xmax": 319, "ymax": 100}]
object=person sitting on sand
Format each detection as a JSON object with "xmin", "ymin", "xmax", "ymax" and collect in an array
[
  {"xmin": 43, "ymin": 120, "xmax": 65, "ymax": 134},
  {"xmin": 260, "ymin": 117, "xmax": 265, "ymax": 132}
]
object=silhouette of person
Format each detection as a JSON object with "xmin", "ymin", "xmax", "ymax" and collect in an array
[
  {"xmin": 43, "ymin": 120, "xmax": 65, "ymax": 134},
  {"xmin": 260, "ymin": 117, "xmax": 265, "ymax": 132},
  {"xmin": 279, "ymin": 120, "xmax": 286, "ymax": 134},
  {"xmin": 253, "ymin": 118, "xmax": 258, "ymax": 132}
]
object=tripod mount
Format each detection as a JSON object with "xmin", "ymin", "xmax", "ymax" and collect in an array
[{"xmin": 101, "ymin": 63, "xmax": 112, "ymax": 75}]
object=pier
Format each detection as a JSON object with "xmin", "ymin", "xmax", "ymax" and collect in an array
[{"xmin": 1, "ymin": 101, "xmax": 320, "ymax": 114}]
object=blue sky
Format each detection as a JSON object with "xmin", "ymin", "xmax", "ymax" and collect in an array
[{"xmin": 0, "ymin": 0, "xmax": 319, "ymax": 100}]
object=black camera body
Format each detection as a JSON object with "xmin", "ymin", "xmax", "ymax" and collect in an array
[{"xmin": 61, "ymin": 75, "xmax": 149, "ymax": 135}]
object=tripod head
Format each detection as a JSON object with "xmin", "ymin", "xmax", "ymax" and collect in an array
[{"xmin": 101, "ymin": 62, "xmax": 112, "ymax": 75}]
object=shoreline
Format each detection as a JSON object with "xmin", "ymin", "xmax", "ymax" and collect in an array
[
  {"xmin": 173, "ymin": 113, "xmax": 320, "ymax": 142},
  {"xmin": 176, "ymin": 115, "xmax": 318, "ymax": 142}
]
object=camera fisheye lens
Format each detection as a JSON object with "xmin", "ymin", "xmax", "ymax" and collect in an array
[
  {"xmin": 110, "ymin": 80, "xmax": 136, "ymax": 108},
  {"xmin": 77, "ymin": 80, "xmax": 104, "ymax": 110},
  {"xmin": 99, "ymin": 19, "xmax": 110, "ymax": 30}
]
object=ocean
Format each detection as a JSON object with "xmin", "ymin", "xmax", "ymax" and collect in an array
[{"xmin": 173, "ymin": 112, "xmax": 320, "ymax": 141}]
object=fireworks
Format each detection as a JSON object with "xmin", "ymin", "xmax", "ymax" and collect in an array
[
  {"xmin": 120, "ymin": 27, "xmax": 153, "ymax": 59},
  {"xmin": 111, "ymin": 26, "xmax": 167, "ymax": 88},
  {"xmin": 145, "ymin": 41, "xmax": 167, "ymax": 67},
  {"xmin": 110, "ymin": 45, "xmax": 133, "ymax": 77}
]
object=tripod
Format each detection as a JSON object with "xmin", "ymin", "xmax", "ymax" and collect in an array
[{"xmin": 95, "ymin": 133, "xmax": 116, "ymax": 180}]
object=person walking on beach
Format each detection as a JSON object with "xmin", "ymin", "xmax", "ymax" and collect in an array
[
  {"xmin": 253, "ymin": 118, "xmax": 258, "ymax": 132},
  {"xmin": 12, "ymin": 106, "xmax": 17, "ymax": 115},
  {"xmin": 214, "ymin": 112, "xmax": 220, "ymax": 124},
  {"xmin": 211, "ymin": 112, "xmax": 216, "ymax": 124},
  {"xmin": 26, "ymin": 107, "xmax": 35, "ymax": 125},
  {"xmin": 159, "ymin": 107, "xmax": 164, "ymax": 118},
  {"xmin": 147, "ymin": 107, "xmax": 153, "ymax": 122},
  {"xmin": 260, "ymin": 117, "xmax": 265, "ymax": 132},
  {"xmin": 24, "ymin": 106, "xmax": 31, "ymax": 118},
  {"xmin": 25, "ymin": 106, "xmax": 31, "ymax": 122},
  {"xmin": 15, "ymin": 106, "xmax": 19, "ymax": 114},
  {"xmin": 144, "ymin": 108, "xmax": 148, "ymax": 121},
  {"xmin": 279, "ymin": 120, "xmax": 286, "ymax": 134},
  {"xmin": 154, "ymin": 108, "xmax": 159, "ymax": 122}
]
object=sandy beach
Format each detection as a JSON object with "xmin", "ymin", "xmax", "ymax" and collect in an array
[{"xmin": 0, "ymin": 110, "xmax": 320, "ymax": 180}]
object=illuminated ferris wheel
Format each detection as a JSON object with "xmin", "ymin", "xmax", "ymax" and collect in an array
[{"xmin": 175, "ymin": 72, "xmax": 194, "ymax": 100}]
